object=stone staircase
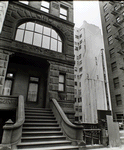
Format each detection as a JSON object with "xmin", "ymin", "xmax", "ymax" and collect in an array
[
  {"xmin": 120, "ymin": 130, "xmax": 124, "ymax": 145},
  {"xmin": 17, "ymin": 107, "xmax": 79, "ymax": 150}
]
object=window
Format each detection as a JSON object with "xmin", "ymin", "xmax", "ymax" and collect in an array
[
  {"xmin": 80, "ymin": 34, "xmax": 82, "ymax": 38},
  {"xmin": 74, "ymin": 67, "xmax": 77, "ymax": 72},
  {"xmin": 103, "ymin": 3, "xmax": 108, "ymax": 12},
  {"xmin": 27, "ymin": 77, "xmax": 39, "ymax": 102},
  {"xmin": 109, "ymin": 48, "xmax": 115, "ymax": 58},
  {"xmin": 114, "ymin": 5, "xmax": 119, "ymax": 11},
  {"xmin": 75, "ymin": 35, "xmax": 79, "ymax": 39},
  {"xmin": 116, "ymin": 94, "xmax": 122, "ymax": 106},
  {"xmin": 113, "ymin": 77, "xmax": 119, "ymax": 88},
  {"xmin": 79, "ymin": 54, "xmax": 81, "ymax": 59},
  {"xmin": 80, "ymin": 40, "xmax": 82, "ymax": 44},
  {"xmin": 108, "ymin": 35, "xmax": 113, "ymax": 45},
  {"xmin": 80, "ymin": 60, "xmax": 82, "ymax": 65},
  {"xmin": 3, "ymin": 73, "xmax": 14, "ymax": 95},
  {"xmin": 19, "ymin": 1, "xmax": 29, "ymax": 5},
  {"xmin": 75, "ymin": 47, "xmax": 78, "ymax": 51},
  {"xmin": 77, "ymin": 75, "xmax": 80, "ymax": 79},
  {"xmin": 15, "ymin": 22, "xmax": 62, "ymax": 52},
  {"xmin": 95, "ymin": 57, "xmax": 98, "ymax": 65},
  {"xmin": 116, "ymin": 16, "xmax": 121, "ymax": 23},
  {"xmin": 41, "ymin": 1, "xmax": 50, "ymax": 13},
  {"xmin": 75, "ymin": 42, "xmax": 78, "ymax": 45},
  {"xmin": 116, "ymin": 114, "xmax": 123, "ymax": 122},
  {"xmin": 78, "ymin": 90, "xmax": 81, "ymax": 95},
  {"xmin": 111, "ymin": 62, "xmax": 117, "ymax": 71},
  {"xmin": 75, "ymin": 82, "xmax": 77, "ymax": 86},
  {"xmin": 58, "ymin": 74, "xmax": 65, "ymax": 92},
  {"xmin": 60, "ymin": 6, "xmax": 68, "ymax": 20},
  {"xmin": 106, "ymin": 24, "xmax": 111, "ymax": 33},
  {"xmin": 79, "ymin": 67, "xmax": 82, "ymax": 72},
  {"xmin": 79, "ymin": 45, "xmax": 81, "ymax": 50},
  {"xmin": 79, "ymin": 82, "xmax": 81, "ymax": 87},
  {"xmin": 105, "ymin": 13, "xmax": 110, "ymax": 22}
]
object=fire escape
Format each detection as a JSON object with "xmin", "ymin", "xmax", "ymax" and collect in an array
[{"xmin": 110, "ymin": 1, "xmax": 124, "ymax": 70}]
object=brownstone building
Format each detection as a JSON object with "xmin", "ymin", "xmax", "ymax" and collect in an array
[
  {"xmin": 99, "ymin": 1, "xmax": 124, "ymax": 122},
  {"xmin": 0, "ymin": 1, "xmax": 83, "ymax": 149},
  {"xmin": 0, "ymin": 1, "xmax": 75, "ymax": 117}
]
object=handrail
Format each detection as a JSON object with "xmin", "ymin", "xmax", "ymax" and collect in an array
[
  {"xmin": 3, "ymin": 95, "xmax": 25, "ymax": 130},
  {"xmin": 2, "ymin": 95, "xmax": 25, "ymax": 148},
  {"xmin": 50, "ymin": 98, "xmax": 85, "ymax": 146}
]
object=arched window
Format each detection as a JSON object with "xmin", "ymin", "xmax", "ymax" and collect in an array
[{"xmin": 15, "ymin": 22, "xmax": 62, "ymax": 52}]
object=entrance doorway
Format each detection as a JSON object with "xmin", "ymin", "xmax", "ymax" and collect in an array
[{"xmin": 5, "ymin": 53, "xmax": 49, "ymax": 108}]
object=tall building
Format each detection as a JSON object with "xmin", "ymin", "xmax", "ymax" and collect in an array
[
  {"xmin": 99, "ymin": 1, "xmax": 124, "ymax": 122},
  {"xmin": 0, "ymin": 1, "xmax": 82, "ymax": 149},
  {"xmin": 74, "ymin": 21, "xmax": 111, "ymax": 123}
]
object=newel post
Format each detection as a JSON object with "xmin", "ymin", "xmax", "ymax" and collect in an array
[{"xmin": 2, "ymin": 119, "xmax": 14, "ymax": 145}]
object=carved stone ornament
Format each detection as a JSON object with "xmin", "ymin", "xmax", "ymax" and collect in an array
[{"xmin": 0, "ymin": 97, "xmax": 17, "ymax": 104}]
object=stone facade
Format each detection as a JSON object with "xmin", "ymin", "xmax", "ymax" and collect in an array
[{"xmin": 0, "ymin": 1, "xmax": 75, "ymax": 118}]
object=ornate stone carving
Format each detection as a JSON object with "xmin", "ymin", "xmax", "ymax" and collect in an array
[
  {"xmin": 52, "ymin": 2, "xmax": 59, "ymax": 10},
  {"xmin": 0, "ymin": 96, "xmax": 17, "ymax": 104}
]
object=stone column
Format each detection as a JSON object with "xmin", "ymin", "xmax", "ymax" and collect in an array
[{"xmin": 0, "ymin": 50, "xmax": 13, "ymax": 95}]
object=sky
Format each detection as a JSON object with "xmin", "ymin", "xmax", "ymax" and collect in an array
[{"xmin": 74, "ymin": 1, "xmax": 102, "ymax": 31}]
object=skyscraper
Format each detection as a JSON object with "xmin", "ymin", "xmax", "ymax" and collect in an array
[
  {"xmin": 99, "ymin": 1, "xmax": 124, "ymax": 122},
  {"xmin": 74, "ymin": 21, "xmax": 111, "ymax": 123}
]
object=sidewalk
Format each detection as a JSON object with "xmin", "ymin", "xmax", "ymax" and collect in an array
[{"xmin": 91, "ymin": 145, "xmax": 124, "ymax": 150}]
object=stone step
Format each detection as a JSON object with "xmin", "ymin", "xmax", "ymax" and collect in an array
[
  {"xmin": 25, "ymin": 112, "xmax": 54, "ymax": 116},
  {"xmin": 23, "ymin": 126, "xmax": 61, "ymax": 131},
  {"xmin": 21, "ymin": 135, "xmax": 66, "ymax": 142},
  {"xmin": 25, "ymin": 109, "xmax": 52, "ymax": 113},
  {"xmin": 25, "ymin": 115, "xmax": 56, "ymax": 120},
  {"xmin": 22, "ymin": 131, "xmax": 63, "ymax": 137},
  {"xmin": 25, "ymin": 107, "xmax": 51, "ymax": 111},
  {"xmin": 17, "ymin": 140, "xmax": 72, "ymax": 149},
  {"xmin": 17, "ymin": 145, "xmax": 79, "ymax": 150},
  {"xmin": 25, "ymin": 119, "xmax": 57, "ymax": 123},
  {"xmin": 23, "ymin": 122, "xmax": 59, "ymax": 127}
]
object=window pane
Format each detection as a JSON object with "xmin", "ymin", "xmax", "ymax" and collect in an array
[
  {"xmin": 60, "ymin": 15, "xmax": 67, "ymax": 20},
  {"xmin": 24, "ymin": 31, "xmax": 33, "ymax": 44},
  {"xmin": 27, "ymin": 83, "xmax": 38, "ymax": 102},
  {"xmin": 51, "ymin": 29, "xmax": 57, "ymax": 39},
  {"xmin": 60, "ymin": 7, "xmax": 67, "ymax": 16},
  {"xmin": 33, "ymin": 33, "xmax": 42, "ymax": 47},
  {"xmin": 40, "ymin": 7, "xmax": 49, "ymax": 13},
  {"xmin": 18, "ymin": 23, "xmax": 25, "ymax": 29},
  {"xmin": 43, "ymin": 27, "xmax": 51, "ymax": 36},
  {"xmin": 58, "ymin": 41, "xmax": 62, "ymax": 52},
  {"xmin": 51, "ymin": 38, "xmax": 57, "ymax": 51},
  {"xmin": 41, "ymin": 1, "xmax": 49, "ymax": 8},
  {"xmin": 35, "ymin": 24, "xmax": 43, "ymax": 33},
  {"xmin": 30, "ymin": 77, "xmax": 39, "ymax": 82},
  {"xmin": 15, "ymin": 29, "xmax": 24, "ymax": 42},
  {"xmin": 59, "ymin": 74, "xmax": 64, "ymax": 83},
  {"xmin": 26, "ymin": 22, "xmax": 35, "ymax": 31},
  {"xmin": 58, "ymin": 35, "xmax": 61, "ymax": 41},
  {"xmin": 3, "ymin": 80, "xmax": 12, "ymax": 95},
  {"xmin": 59, "ymin": 83, "xmax": 64, "ymax": 91},
  {"xmin": 42, "ymin": 35, "xmax": 50, "ymax": 49},
  {"xmin": 19, "ymin": 1, "xmax": 29, "ymax": 5}
]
